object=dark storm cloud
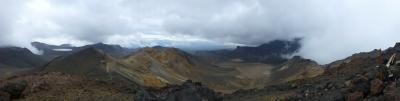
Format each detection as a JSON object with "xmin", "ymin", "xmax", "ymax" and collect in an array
[{"xmin": 1, "ymin": 0, "xmax": 400, "ymax": 63}]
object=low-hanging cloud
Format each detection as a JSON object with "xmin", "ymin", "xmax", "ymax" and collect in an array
[{"xmin": 1, "ymin": 0, "xmax": 400, "ymax": 64}]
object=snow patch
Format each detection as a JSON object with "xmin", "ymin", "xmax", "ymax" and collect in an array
[{"xmin": 52, "ymin": 49, "xmax": 72, "ymax": 51}]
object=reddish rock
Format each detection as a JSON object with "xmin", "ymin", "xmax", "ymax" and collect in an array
[
  {"xmin": 346, "ymin": 91, "xmax": 364, "ymax": 101},
  {"xmin": 370, "ymin": 79, "xmax": 384, "ymax": 95}
]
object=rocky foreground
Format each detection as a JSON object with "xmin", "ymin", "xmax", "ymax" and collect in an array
[
  {"xmin": 0, "ymin": 72, "xmax": 136, "ymax": 101},
  {"xmin": 0, "ymin": 72, "xmax": 223, "ymax": 101}
]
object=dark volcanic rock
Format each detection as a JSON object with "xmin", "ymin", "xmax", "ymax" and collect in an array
[
  {"xmin": 394, "ymin": 42, "xmax": 400, "ymax": 48},
  {"xmin": 0, "ymin": 91, "xmax": 10, "ymax": 101},
  {"xmin": 383, "ymin": 82, "xmax": 400, "ymax": 100},
  {"xmin": 347, "ymin": 91, "xmax": 364, "ymax": 101},
  {"xmin": 134, "ymin": 80, "xmax": 223, "ymax": 101},
  {"xmin": 370, "ymin": 79, "xmax": 384, "ymax": 95},
  {"xmin": 0, "ymin": 80, "xmax": 27, "ymax": 99},
  {"xmin": 319, "ymin": 90, "xmax": 344, "ymax": 101}
]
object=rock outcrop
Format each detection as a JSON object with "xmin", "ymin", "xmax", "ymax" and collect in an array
[
  {"xmin": 0, "ymin": 80, "xmax": 27, "ymax": 100},
  {"xmin": 134, "ymin": 80, "xmax": 223, "ymax": 101}
]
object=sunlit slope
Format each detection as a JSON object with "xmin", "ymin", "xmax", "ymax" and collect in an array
[{"xmin": 120, "ymin": 47, "xmax": 241, "ymax": 90}]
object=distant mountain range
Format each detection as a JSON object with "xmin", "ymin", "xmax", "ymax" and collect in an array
[
  {"xmin": 31, "ymin": 42, "xmax": 135, "ymax": 60},
  {"xmin": 2, "ymin": 40, "xmax": 400, "ymax": 101},
  {"xmin": 195, "ymin": 39, "xmax": 301, "ymax": 65}
]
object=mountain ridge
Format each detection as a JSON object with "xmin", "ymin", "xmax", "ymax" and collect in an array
[
  {"xmin": 31, "ymin": 42, "xmax": 135, "ymax": 60},
  {"xmin": 195, "ymin": 39, "xmax": 301, "ymax": 65}
]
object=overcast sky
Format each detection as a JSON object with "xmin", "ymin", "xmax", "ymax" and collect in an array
[{"xmin": 1, "ymin": 0, "xmax": 400, "ymax": 64}]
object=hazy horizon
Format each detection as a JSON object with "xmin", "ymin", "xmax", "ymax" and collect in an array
[{"xmin": 1, "ymin": 0, "xmax": 400, "ymax": 64}]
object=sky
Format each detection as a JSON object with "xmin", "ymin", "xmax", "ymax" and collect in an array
[{"xmin": 1, "ymin": 0, "xmax": 400, "ymax": 64}]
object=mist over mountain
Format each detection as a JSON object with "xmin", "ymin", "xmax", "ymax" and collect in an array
[
  {"xmin": 0, "ymin": 47, "xmax": 46, "ymax": 68},
  {"xmin": 195, "ymin": 39, "xmax": 301, "ymax": 64},
  {"xmin": 1, "ymin": 0, "xmax": 400, "ymax": 64},
  {"xmin": 31, "ymin": 41, "xmax": 135, "ymax": 60},
  {"xmin": 0, "ymin": 47, "xmax": 46, "ymax": 78}
]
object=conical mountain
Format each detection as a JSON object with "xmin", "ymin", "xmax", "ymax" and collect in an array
[{"xmin": 43, "ymin": 48, "xmax": 125, "ymax": 79}]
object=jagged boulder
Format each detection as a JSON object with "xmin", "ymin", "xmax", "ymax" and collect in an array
[
  {"xmin": 394, "ymin": 42, "xmax": 400, "ymax": 48},
  {"xmin": 346, "ymin": 91, "xmax": 364, "ymax": 101},
  {"xmin": 164, "ymin": 81, "xmax": 222, "ymax": 101}
]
